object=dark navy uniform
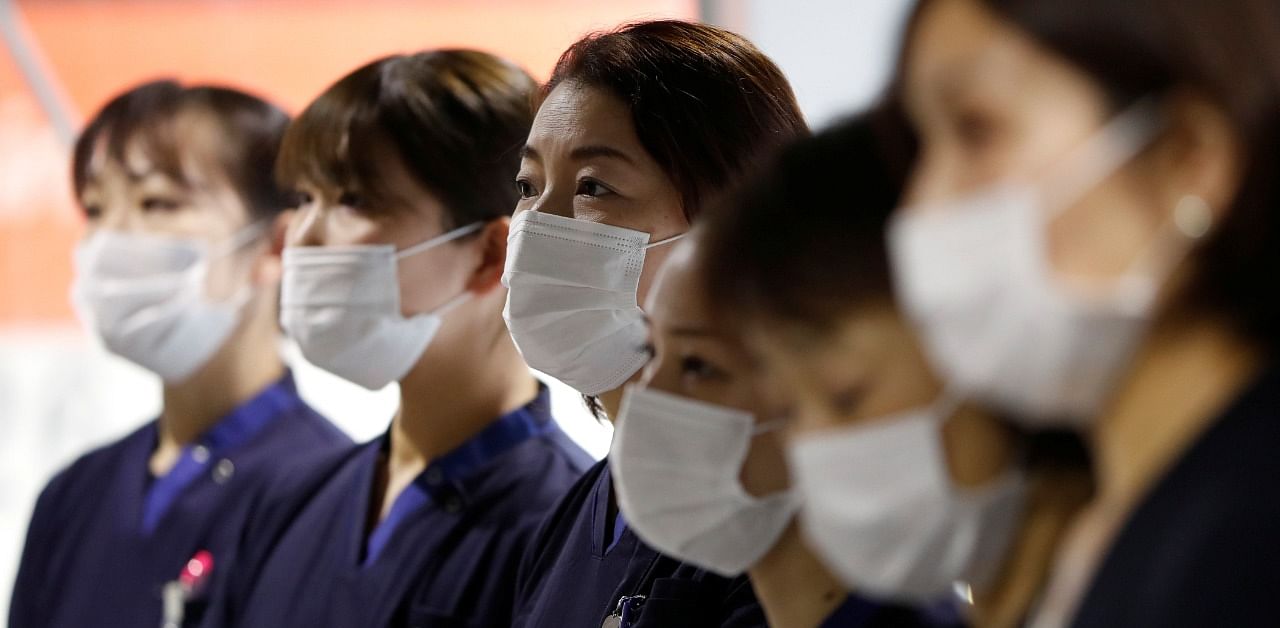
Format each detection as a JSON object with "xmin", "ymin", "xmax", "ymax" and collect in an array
[
  {"xmin": 207, "ymin": 385, "xmax": 592, "ymax": 627},
  {"xmin": 1071, "ymin": 364, "xmax": 1280, "ymax": 627},
  {"xmin": 8, "ymin": 372, "xmax": 349, "ymax": 628},
  {"xmin": 512, "ymin": 460, "xmax": 767, "ymax": 628}
]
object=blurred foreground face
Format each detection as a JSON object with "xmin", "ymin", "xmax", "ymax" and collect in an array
[
  {"xmin": 901, "ymin": 0, "xmax": 1166, "ymax": 285},
  {"xmin": 750, "ymin": 304, "xmax": 1012, "ymax": 489},
  {"xmin": 639, "ymin": 242, "xmax": 790, "ymax": 497},
  {"xmin": 891, "ymin": 0, "xmax": 1231, "ymax": 426},
  {"xmin": 607, "ymin": 241, "xmax": 796, "ymax": 577}
]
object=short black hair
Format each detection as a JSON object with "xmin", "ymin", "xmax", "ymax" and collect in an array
[
  {"xmin": 73, "ymin": 80, "xmax": 291, "ymax": 221},
  {"xmin": 276, "ymin": 49, "xmax": 536, "ymax": 229},
  {"xmin": 700, "ymin": 102, "xmax": 916, "ymax": 331}
]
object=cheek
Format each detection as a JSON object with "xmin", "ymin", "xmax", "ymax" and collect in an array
[
  {"xmin": 1046, "ymin": 171, "xmax": 1163, "ymax": 281},
  {"xmin": 396, "ymin": 251, "xmax": 470, "ymax": 317},
  {"xmin": 739, "ymin": 430, "xmax": 792, "ymax": 497}
]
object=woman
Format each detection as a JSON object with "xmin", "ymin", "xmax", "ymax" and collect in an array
[
  {"xmin": 696, "ymin": 109, "xmax": 1092, "ymax": 627},
  {"xmin": 9, "ymin": 81, "xmax": 350, "ymax": 628},
  {"xmin": 503, "ymin": 19, "xmax": 807, "ymax": 627},
  {"xmin": 891, "ymin": 0, "xmax": 1280, "ymax": 624},
  {"xmin": 204, "ymin": 50, "xmax": 592, "ymax": 627}
]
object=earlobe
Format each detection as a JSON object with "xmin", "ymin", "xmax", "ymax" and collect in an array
[
  {"xmin": 254, "ymin": 211, "xmax": 294, "ymax": 285},
  {"xmin": 1158, "ymin": 92, "xmax": 1243, "ymax": 222},
  {"xmin": 465, "ymin": 216, "xmax": 511, "ymax": 295}
]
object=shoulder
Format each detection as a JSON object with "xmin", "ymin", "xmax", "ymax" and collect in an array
[
  {"xmin": 35, "ymin": 422, "xmax": 153, "ymax": 516},
  {"xmin": 1077, "ymin": 370, "xmax": 1280, "ymax": 625},
  {"xmin": 254, "ymin": 398, "xmax": 351, "ymax": 451}
]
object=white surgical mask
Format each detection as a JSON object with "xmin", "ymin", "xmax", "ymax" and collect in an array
[
  {"xmin": 502, "ymin": 210, "xmax": 685, "ymax": 397},
  {"xmin": 610, "ymin": 385, "xmax": 798, "ymax": 577},
  {"xmin": 71, "ymin": 224, "xmax": 262, "ymax": 383},
  {"xmin": 280, "ymin": 222, "xmax": 481, "ymax": 390},
  {"xmin": 788, "ymin": 401, "xmax": 1026, "ymax": 602},
  {"xmin": 888, "ymin": 101, "xmax": 1204, "ymax": 427}
]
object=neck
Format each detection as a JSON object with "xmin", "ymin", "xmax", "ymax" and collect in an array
[
  {"xmin": 973, "ymin": 464, "xmax": 1093, "ymax": 628},
  {"xmin": 1091, "ymin": 311, "xmax": 1261, "ymax": 506},
  {"xmin": 386, "ymin": 295, "xmax": 538, "ymax": 487},
  {"xmin": 154, "ymin": 296, "xmax": 284, "ymax": 472},
  {"xmin": 748, "ymin": 521, "xmax": 847, "ymax": 628}
]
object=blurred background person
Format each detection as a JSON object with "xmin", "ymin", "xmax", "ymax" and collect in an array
[
  {"xmin": 503, "ymin": 19, "xmax": 807, "ymax": 627},
  {"xmin": 9, "ymin": 79, "xmax": 351, "ymax": 628},
  {"xmin": 891, "ymin": 0, "xmax": 1280, "ymax": 625},
  {"xmin": 699, "ymin": 106, "xmax": 1093, "ymax": 627},
  {"xmin": 203, "ymin": 50, "xmax": 592, "ymax": 628}
]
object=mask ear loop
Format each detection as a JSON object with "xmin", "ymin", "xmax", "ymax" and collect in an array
[
  {"xmin": 395, "ymin": 221, "xmax": 488, "ymax": 322},
  {"xmin": 1039, "ymin": 98, "xmax": 1166, "ymax": 215},
  {"xmin": 644, "ymin": 231, "xmax": 687, "ymax": 249},
  {"xmin": 395, "ymin": 222, "xmax": 485, "ymax": 260}
]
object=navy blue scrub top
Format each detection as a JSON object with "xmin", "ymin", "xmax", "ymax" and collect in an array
[
  {"xmin": 8, "ymin": 371, "xmax": 350, "ymax": 628},
  {"xmin": 207, "ymin": 385, "xmax": 592, "ymax": 628},
  {"xmin": 512, "ymin": 459, "xmax": 767, "ymax": 628},
  {"xmin": 1068, "ymin": 363, "xmax": 1280, "ymax": 627}
]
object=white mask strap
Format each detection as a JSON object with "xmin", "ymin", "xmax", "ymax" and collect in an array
[
  {"xmin": 752, "ymin": 416, "xmax": 790, "ymax": 435},
  {"xmin": 396, "ymin": 222, "xmax": 485, "ymax": 260},
  {"xmin": 1041, "ymin": 98, "xmax": 1164, "ymax": 216},
  {"xmin": 209, "ymin": 220, "xmax": 271, "ymax": 258},
  {"xmin": 644, "ymin": 231, "xmax": 688, "ymax": 250},
  {"xmin": 432, "ymin": 290, "xmax": 472, "ymax": 317}
]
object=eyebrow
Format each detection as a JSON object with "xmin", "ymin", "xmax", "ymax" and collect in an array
[
  {"xmin": 519, "ymin": 143, "xmax": 637, "ymax": 166},
  {"xmin": 667, "ymin": 326, "xmax": 729, "ymax": 340}
]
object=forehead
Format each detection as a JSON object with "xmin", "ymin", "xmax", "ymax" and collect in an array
[
  {"xmin": 527, "ymin": 81, "xmax": 641, "ymax": 152},
  {"xmin": 645, "ymin": 241, "xmax": 712, "ymax": 326},
  {"xmin": 906, "ymin": 0, "xmax": 1042, "ymax": 105},
  {"xmin": 82, "ymin": 108, "xmax": 226, "ymax": 193}
]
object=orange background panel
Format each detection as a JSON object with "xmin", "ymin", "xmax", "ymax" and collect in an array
[{"xmin": 0, "ymin": 0, "xmax": 697, "ymax": 324}]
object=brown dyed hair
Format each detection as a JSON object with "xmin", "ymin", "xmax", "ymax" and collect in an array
[
  {"xmin": 899, "ymin": 0, "xmax": 1280, "ymax": 351},
  {"xmin": 276, "ymin": 49, "xmax": 536, "ymax": 229},
  {"xmin": 72, "ymin": 80, "xmax": 290, "ymax": 220},
  {"xmin": 543, "ymin": 19, "xmax": 809, "ymax": 220}
]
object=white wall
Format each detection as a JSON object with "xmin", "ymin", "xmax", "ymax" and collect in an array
[{"xmin": 707, "ymin": 0, "xmax": 914, "ymax": 129}]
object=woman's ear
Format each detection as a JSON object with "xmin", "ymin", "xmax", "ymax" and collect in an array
[
  {"xmin": 464, "ymin": 216, "xmax": 511, "ymax": 295},
  {"xmin": 254, "ymin": 210, "xmax": 294, "ymax": 285},
  {"xmin": 1151, "ymin": 91, "xmax": 1243, "ymax": 222}
]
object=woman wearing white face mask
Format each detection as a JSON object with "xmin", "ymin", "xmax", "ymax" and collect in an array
[
  {"xmin": 506, "ymin": 20, "xmax": 808, "ymax": 628},
  {"xmin": 9, "ymin": 81, "xmax": 351, "ymax": 628},
  {"xmin": 890, "ymin": 0, "xmax": 1280, "ymax": 625},
  {"xmin": 200, "ymin": 51, "xmax": 593, "ymax": 628},
  {"xmin": 697, "ymin": 108, "xmax": 1093, "ymax": 628}
]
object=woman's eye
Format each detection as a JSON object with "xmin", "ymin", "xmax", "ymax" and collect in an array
[
  {"xmin": 953, "ymin": 109, "xmax": 998, "ymax": 152},
  {"xmin": 337, "ymin": 191, "xmax": 364, "ymax": 208},
  {"xmin": 82, "ymin": 204, "xmax": 102, "ymax": 220},
  {"xmin": 287, "ymin": 190, "xmax": 314, "ymax": 208},
  {"xmin": 515, "ymin": 179, "xmax": 538, "ymax": 199},
  {"xmin": 828, "ymin": 385, "xmax": 864, "ymax": 416},
  {"xmin": 575, "ymin": 178, "xmax": 612, "ymax": 198},
  {"xmin": 680, "ymin": 353, "xmax": 726, "ymax": 381},
  {"xmin": 140, "ymin": 197, "xmax": 181, "ymax": 212}
]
